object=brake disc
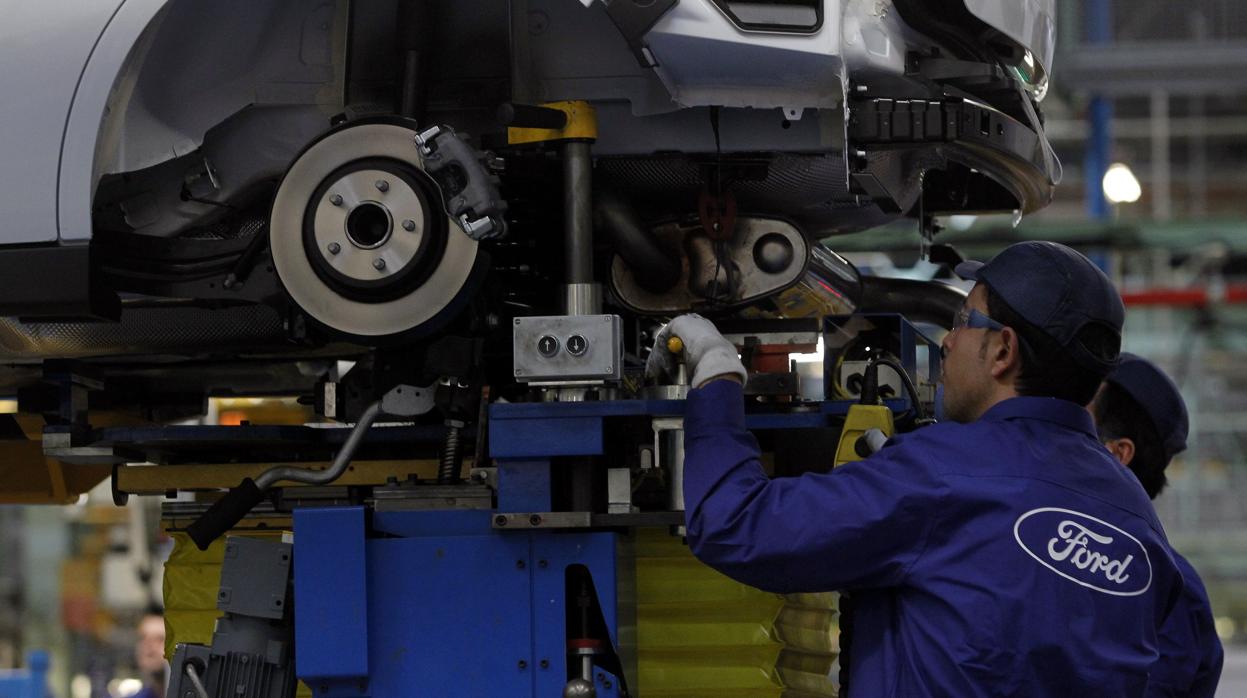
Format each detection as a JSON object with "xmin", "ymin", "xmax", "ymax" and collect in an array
[{"xmin": 270, "ymin": 121, "xmax": 480, "ymax": 340}]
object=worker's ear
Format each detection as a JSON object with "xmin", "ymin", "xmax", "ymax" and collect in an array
[
  {"xmin": 988, "ymin": 326, "xmax": 1022, "ymax": 380},
  {"xmin": 1104, "ymin": 437, "xmax": 1136, "ymax": 467}
]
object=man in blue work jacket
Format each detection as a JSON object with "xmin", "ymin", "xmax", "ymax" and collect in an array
[
  {"xmin": 1092, "ymin": 353, "xmax": 1224, "ymax": 696},
  {"xmin": 649, "ymin": 241, "xmax": 1183, "ymax": 696}
]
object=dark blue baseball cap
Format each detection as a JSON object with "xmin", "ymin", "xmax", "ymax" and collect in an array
[
  {"xmin": 1105, "ymin": 353, "xmax": 1189, "ymax": 461},
  {"xmin": 955, "ymin": 241, "xmax": 1124, "ymax": 375}
]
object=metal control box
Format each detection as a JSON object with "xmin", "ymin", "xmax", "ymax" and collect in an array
[{"xmin": 513, "ymin": 315, "xmax": 623, "ymax": 383}]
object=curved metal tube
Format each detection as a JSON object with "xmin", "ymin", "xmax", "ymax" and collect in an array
[
  {"xmin": 859, "ymin": 276, "xmax": 967, "ymax": 329},
  {"xmin": 595, "ymin": 188, "xmax": 681, "ymax": 293},
  {"xmin": 184, "ymin": 664, "xmax": 210, "ymax": 698},
  {"xmin": 255, "ymin": 401, "xmax": 383, "ymax": 489}
]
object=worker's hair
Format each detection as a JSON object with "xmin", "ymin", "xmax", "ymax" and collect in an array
[
  {"xmin": 984, "ymin": 284, "xmax": 1119, "ymax": 406},
  {"xmin": 1092, "ymin": 381, "xmax": 1169, "ymax": 499}
]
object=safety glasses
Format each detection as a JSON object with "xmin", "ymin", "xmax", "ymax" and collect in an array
[{"xmin": 952, "ymin": 305, "xmax": 1006, "ymax": 332}]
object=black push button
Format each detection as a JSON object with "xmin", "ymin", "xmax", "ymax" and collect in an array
[{"xmin": 538, "ymin": 335, "xmax": 560, "ymax": 357}]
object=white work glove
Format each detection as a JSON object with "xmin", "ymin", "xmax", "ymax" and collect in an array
[{"xmin": 646, "ymin": 314, "xmax": 748, "ymax": 389}]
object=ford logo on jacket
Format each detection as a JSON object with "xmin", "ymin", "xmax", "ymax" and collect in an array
[{"xmin": 1015, "ymin": 508, "xmax": 1151, "ymax": 596}]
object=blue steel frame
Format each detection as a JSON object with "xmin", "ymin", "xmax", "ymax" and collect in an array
[
  {"xmin": 295, "ymin": 508, "xmax": 624, "ymax": 697},
  {"xmin": 1084, "ymin": 0, "xmax": 1113, "ymax": 221}
]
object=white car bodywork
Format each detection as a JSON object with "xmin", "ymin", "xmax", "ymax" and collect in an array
[{"xmin": 0, "ymin": 0, "xmax": 1053, "ymax": 245}]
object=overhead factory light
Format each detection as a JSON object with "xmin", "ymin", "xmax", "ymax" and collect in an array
[{"xmin": 1102, "ymin": 163, "xmax": 1142, "ymax": 204}]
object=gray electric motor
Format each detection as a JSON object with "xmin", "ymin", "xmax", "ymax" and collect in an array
[{"xmin": 167, "ymin": 537, "xmax": 297, "ymax": 698}]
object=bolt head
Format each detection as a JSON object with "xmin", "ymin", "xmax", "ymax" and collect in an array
[
  {"xmin": 373, "ymin": 258, "xmax": 387, "ymax": 271},
  {"xmin": 402, "ymin": 219, "xmax": 417, "ymax": 231},
  {"xmin": 375, "ymin": 179, "xmax": 390, "ymax": 192},
  {"xmin": 329, "ymin": 194, "xmax": 343, "ymax": 206},
  {"xmin": 328, "ymin": 242, "xmax": 341, "ymax": 255}
]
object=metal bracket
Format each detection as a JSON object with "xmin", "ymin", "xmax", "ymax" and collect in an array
[
  {"xmin": 492, "ymin": 512, "xmax": 592, "ymax": 529},
  {"xmin": 380, "ymin": 383, "xmax": 436, "ymax": 418},
  {"xmin": 600, "ymin": 0, "xmax": 679, "ymax": 67}
]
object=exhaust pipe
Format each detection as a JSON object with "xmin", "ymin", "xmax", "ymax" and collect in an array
[
  {"xmin": 595, "ymin": 189, "xmax": 681, "ymax": 294},
  {"xmin": 859, "ymin": 276, "xmax": 967, "ymax": 329}
]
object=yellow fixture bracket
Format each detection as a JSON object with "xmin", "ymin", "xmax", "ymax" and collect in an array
[{"xmin": 508, "ymin": 100, "xmax": 598, "ymax": 145}]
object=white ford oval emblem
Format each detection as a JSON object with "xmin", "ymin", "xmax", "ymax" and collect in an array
[{"xmin": 1013, "ymin": 507, "xmax": 1152, "ymax": 596}]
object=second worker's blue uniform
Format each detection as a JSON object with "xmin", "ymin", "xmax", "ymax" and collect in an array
[
  {"xmin": 1148, "ymin": 550, "xmax": 1223, "ymax": 697},
  {"xmin": 683, "ymin": 380, "xmax": 1184, "ymax": 697}
]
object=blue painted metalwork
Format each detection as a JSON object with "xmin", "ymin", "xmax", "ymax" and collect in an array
[
  {"xmin": 531, "ymin": 532, "xmax": 623, "ymax": 698},
  {"xmin": 365, "ymin": 521, "xmax": 535, "ymax": 696},
  {"xmin": 497, "ymin": 459, "xmax": 553, "ymax": 512},
  {"xmin": 295, "ymin": 510, "xmax": 623, "ymax": 697},
  {"xmin": 372, "ymin": 509, "xmax": 493, "ymax": 538},
  {"xmin": 490, "ymin": 415, "xmax": 605, "ymax": 457},
  {"xmin": 295, "ymin": 507, "xmax": 370, "ymax": 687},
  {"xmin": 0, "ymin": 651, "xmax": 48, "ymax": 698},
  {"xmin": 1085, "ymin": 0, "xmax": 1113, "ymax": 220}
]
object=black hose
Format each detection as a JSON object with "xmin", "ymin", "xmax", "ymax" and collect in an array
[
  {"xmin": 860, "ymin": 356, "xmax": 880, "ymax": 405},
  {"xmin": 438, "ymin": 425, "xmax": 463, "ymax": 483},
  {"xmin": 869, "ymin": 356, "xmax": 929, "ymax": 421},
  {"xmin": 859, "ymin": 276, "xmax": 967, "ymax": 329}
]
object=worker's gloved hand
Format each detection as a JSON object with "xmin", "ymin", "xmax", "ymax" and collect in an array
[{"xmin": 647, "ymin": 314, "xmax": 747, "ymax": 389}]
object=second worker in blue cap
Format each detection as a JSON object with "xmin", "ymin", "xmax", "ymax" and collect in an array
[
  {"xmin": 649, "ymin": 240, "xmax": 1184, "ymax": 697},
  {"xmin": 1092, "ymin": 353, "xmax": 1224, "ymax": 696}
]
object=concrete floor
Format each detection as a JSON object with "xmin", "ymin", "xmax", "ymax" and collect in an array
[{"xmin": 1220, "ymin": 646, "xmax": 1247, "ymax": 697}]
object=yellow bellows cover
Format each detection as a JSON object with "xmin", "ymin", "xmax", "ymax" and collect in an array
[{"xmin": 633, "ymin": 529, "xmax": 839, "ymax": 697}]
